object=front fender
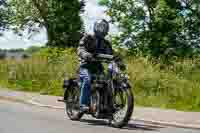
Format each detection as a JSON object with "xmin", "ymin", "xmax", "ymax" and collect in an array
[
  {"xmin": 63, "ymin": 78, "xmax": 78, "ymax": 90},
  {"xmin": 63, "ymin": 78, "xmax": 79, "ymax": 100}
]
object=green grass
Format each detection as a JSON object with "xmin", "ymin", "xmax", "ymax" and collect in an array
[
  {"xmin": 0, "ymin": 48, "xmax": 78, "ymax": 96},
  {"xmin": 0, "ymin": 48, "xmax": 200, "ymax": 111},
  {"xmin": 126, "ymin": 57, "xmax": 200, "ymax": 111}
]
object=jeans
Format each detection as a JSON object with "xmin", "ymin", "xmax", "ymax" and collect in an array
[
  {"xmin": 79, "ymin": 63, "xmax": 113, "ymax": 107},
  {"xmin": 79, "ymin": 67, "xmax": 92, "ymax": 106}
]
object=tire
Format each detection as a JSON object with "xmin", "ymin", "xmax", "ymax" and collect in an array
[
  {"xmin": 90, "ymin": 90, "xmax": 100, "ymax": 117},
  {"xmin": 111, "ymin": 88, "xmax": 134, "ymax": 128},
  {"xmin": 64, "ymin": 85, "xmax": 84, "ymax": 121}
]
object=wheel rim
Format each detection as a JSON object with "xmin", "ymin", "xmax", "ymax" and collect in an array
[
  {"xmin": 66, "ymin": 86, "xmax": 81, "ymax": 117},
  {"xmin": 112, "ymin": 90, "xmax": 128, "ymax": 123}
]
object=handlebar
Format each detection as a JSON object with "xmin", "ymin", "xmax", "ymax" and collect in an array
[
  {"xmin": 94, "ymin": 54, "xmax": 126, "ymax": 71},
  {"xmin": 95, "ymin": 54, "xmax": 114, "ymax": 60},
  {"xmin": 94, "ymin": 54, "xmax": 114, "ymax": 63}
]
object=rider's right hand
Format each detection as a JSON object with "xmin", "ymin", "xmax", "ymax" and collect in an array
[{"xmin": 86, "ymin": 53, "xmax": 95, "ymax": 62}]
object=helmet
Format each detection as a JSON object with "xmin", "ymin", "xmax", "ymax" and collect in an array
[{"xmin": 94, "ymin": 19, "xmax": 109, "ymax": 38}]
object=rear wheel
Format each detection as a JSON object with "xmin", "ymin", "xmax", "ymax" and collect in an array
[
  {"xmin": 64, "ymin": 84, "xmax": 84, "ymax": 121},
  {"xmin": 111, "ymin": 88, "xmax": 134, "ymax": 128},
  {"xmin": 90, "ymin": 90, "xmax": 100, "ymax": 117}
]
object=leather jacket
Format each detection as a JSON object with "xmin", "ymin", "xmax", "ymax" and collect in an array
[{"xmin": 77, "ymin": 33, "xmax": 113, "ymax": 68}]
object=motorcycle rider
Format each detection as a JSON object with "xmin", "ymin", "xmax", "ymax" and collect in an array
[{"xmin": 77, "ymin": 19, "xmax": 113, "ymax": 112}]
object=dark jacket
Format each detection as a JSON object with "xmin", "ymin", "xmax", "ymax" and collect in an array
[{"xmin": 77, "ymin": 33, "xmax": 113, "ymax": 65}]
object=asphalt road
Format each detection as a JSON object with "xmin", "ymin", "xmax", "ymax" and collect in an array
[{"xmin": 0, "ymin": 99, "xmax": 199, "ymax": 133}]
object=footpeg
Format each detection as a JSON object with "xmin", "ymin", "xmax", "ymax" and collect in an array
[{"xmin": 57, "ymin": 99, "xmax": 66, "ymax": 102}]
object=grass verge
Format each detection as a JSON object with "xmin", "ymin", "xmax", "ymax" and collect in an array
[{"xmin": 0, "ymin": 48, "xmax": 200, "ymax": 111}]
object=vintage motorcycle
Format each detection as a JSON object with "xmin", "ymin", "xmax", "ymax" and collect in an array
[{"xmin": 60, "ymin": 54, "xmax": 134, "ymax": 128}]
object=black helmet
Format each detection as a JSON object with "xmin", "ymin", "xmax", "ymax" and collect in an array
[{"xmin": 94, "ymin": 19, "xmax": 109, "ymax": 38}]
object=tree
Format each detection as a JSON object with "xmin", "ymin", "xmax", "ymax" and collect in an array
[
  {"xmin": 9, "ymin": 0, "xmax": 85, "ymax": 47},
  {"xmin": 145, "ymin": 0, "xmax": 184, "ymax": 58},
  {"xmin": 0, "ymin": 0, "xmax": 10, "ymax": 35},
  {"xmin": 0, "ymin": 49, "xmax": 6, "ymax": 59},
  {"xmin": 179, "ymin": 0, "xmax": 200, "ymax": 53},
  {"xmin": 101, "ymin": 0, "xmax": 200, "ymax": 59},
  {"xmin": 98, "ymin": 0, "xmax": 110, "ymax": 6}
]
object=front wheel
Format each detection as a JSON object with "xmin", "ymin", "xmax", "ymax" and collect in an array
[
  {"xmin": 64, "ymin": 84, "xmax": 84, "ymax": 121},
  {"xmin": 111, "ymin": 88, "xmax": 134, "ymax": 128}
]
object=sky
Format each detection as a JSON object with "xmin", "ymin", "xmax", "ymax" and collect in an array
[{"xmin": 0, "ymin": 0, "xmax": 117, "ymax": 49}]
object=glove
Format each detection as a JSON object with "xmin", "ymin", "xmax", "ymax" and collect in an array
[{"xmin": 85, "ymin": 53, "xmax": 95, "ymax": 62}]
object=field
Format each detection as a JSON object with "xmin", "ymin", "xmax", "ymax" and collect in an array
[{"xmin": 0, "ymin": 48, "xmax": 200, "ymax": 111}]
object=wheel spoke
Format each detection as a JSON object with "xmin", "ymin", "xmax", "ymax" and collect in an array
[
  {"xmin": 65, "ymin": 85, "xmax": 82, "ymax": 120},
  {"xmin": 113, "ymin": 90, "xmax": 128, "ymax": 122}
]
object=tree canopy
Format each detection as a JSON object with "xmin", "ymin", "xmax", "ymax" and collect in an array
[
  {"xmin": 99, "ymin": 0, "xmax": 200, "ymax": 59},
  {"xmin": 0, "ymin": 0, "xmax": 10, "ymax": 35},
  {"xmin": 8, "ymin": 0, "xmax": 85, "ymax": 47}
]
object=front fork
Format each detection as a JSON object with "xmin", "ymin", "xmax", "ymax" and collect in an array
[{"xmin": 103, "ymin": 79, "xmax": 115, "ymax": 113}]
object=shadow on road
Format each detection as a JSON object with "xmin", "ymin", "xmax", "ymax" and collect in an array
[
  {"xmin": 124, "ymin": 123, "xmax": 163, "ymax": 131},
  {"xmin": 80, "ymin": 119, "xmax": 164, "ymax": 131}
]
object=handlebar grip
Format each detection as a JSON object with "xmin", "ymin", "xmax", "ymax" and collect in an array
[{"xmin": 95, "ymin": 54, "xmax": 114, "ymax": 60}]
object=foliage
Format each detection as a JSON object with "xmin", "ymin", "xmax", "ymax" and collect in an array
[
  {"xmin": 26, "ymin": 46, "xmax": 41, "ymax": 54},
  {"xmin": 0, "ymin": 0, "xmax": 10, "ymax": 34},
  {"xmin": 0, "ymin": 52, "xmax": 6, "ymax": 59},
  {"xmin": 101, "ymin": 0, "xmax": 200, "ymax": 60},
  {"xmin": 98, "ymin": 0, "xmax": 110, "ymax": 6},
  {"xmin": 8, "ymin": 0, "xmax": 85, "ymax": 47},
  {"xmin": 179, "ymin": 0, "xmax": 200, "ymax": 53},
  {"xmin": 0, "ymin": 48, "xmax": 78, "ymax": 95},
  {"xmin": 127, "ymin": 56, "xmax": 200, "ymax": 111}
]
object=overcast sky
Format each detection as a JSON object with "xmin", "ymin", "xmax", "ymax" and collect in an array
[{"xmin": 0, "ymin": 0, "xmax": 117, "ymax": 49}]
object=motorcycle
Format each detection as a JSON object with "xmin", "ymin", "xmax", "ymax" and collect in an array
[{"xmin": 59, "ymin": 54, "xmax": 134, "ymax": 128}]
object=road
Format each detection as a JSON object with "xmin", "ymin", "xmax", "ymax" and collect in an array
[{"xmin": 0, "ymin": 99, "xmax": 199, "ymax": 133}]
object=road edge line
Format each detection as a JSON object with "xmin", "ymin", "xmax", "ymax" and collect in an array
[{"xmin": 1, "ymin": 95, "xmax": 200, "ymax": 130}]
